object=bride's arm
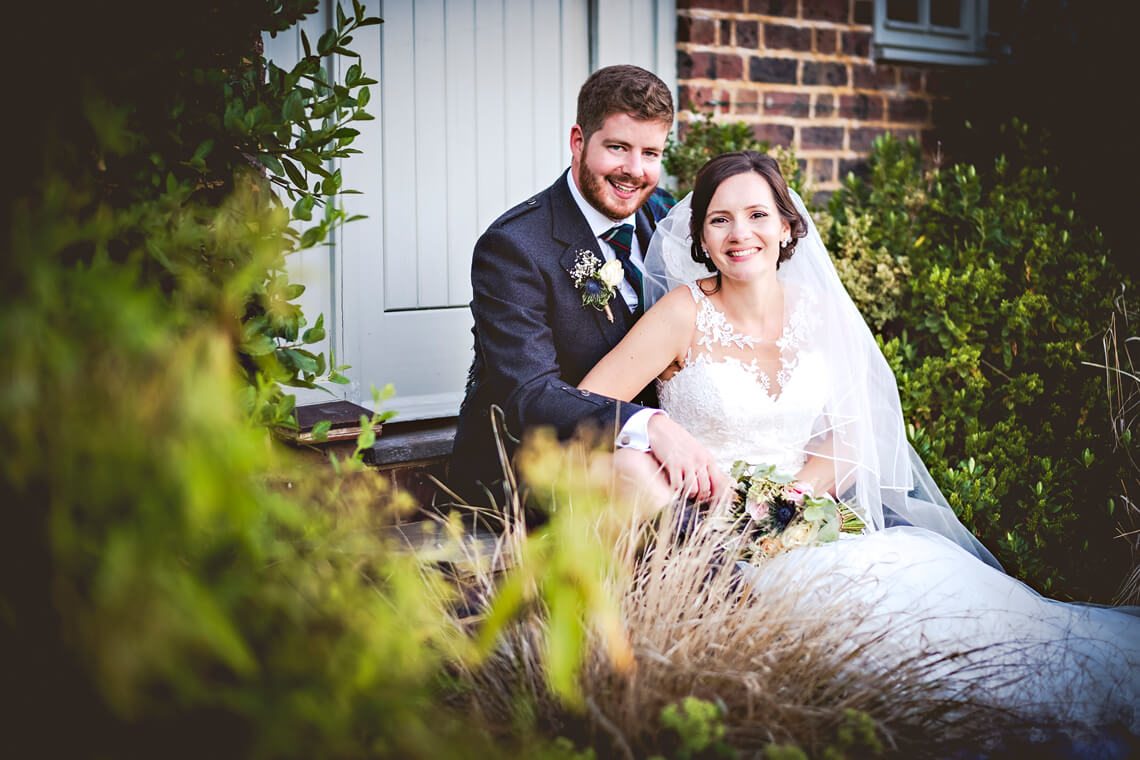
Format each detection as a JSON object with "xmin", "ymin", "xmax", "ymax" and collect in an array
[
  {"xmin": 581, "ymin": 287, "xmax": 732, "ymax": 504},
  {"xmin": 578, "ymin": 285, "xmax": 695, "ymax": 400},
  {"xmin": 795, "ymin": 433, "xmax": 861, "ymax": 501},
  {"xmin": 794, "ymin": 441, "xmax": 838, "ymax": 499}
]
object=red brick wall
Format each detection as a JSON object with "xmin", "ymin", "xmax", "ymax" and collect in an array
[{"xmin": 676, "ymin": 0, "xmax": 941, "ymax": 194}]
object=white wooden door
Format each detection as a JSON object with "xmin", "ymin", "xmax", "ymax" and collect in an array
[{"xmin": 271, "ymin": 0, "xmax": 675, "ymax": 421}]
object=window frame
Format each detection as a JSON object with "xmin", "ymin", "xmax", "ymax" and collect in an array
[{"xmin": 873, "ymin": 0, "xmax": 1000, "ymax": 66}]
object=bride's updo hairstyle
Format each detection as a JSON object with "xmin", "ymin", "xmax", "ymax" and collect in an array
[{"xmin": 689, "ymin": 151, "xmax": 807, "ymax": 273}]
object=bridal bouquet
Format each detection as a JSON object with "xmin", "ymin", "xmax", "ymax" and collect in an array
[{"xmin": 728, "ymin": 461, "xmax": 864, "ymax": 560}]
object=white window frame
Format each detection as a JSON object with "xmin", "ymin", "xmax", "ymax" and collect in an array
[{"xmin": 873, "ymin": 0, "xmax": 1003, "ymax": 65}]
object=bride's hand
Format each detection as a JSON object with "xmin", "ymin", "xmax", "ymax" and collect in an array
[{"xmin": 647, "ymin": 414, "xmax": 733, "ymax": 503}]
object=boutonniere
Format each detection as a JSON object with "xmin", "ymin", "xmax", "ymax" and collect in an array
[{"xmin": 570, "ymin": 249, "xmax": 624, "ymax": 323}]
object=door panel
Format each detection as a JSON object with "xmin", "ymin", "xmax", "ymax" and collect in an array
[{"xmin": 275, "ymin": 0, "xmax": 674, "ymax": 420}]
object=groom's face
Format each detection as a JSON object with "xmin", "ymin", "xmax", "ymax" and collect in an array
[{"xmin": 570, "ymin": 113, "xmax": 670, "ymax": 221}]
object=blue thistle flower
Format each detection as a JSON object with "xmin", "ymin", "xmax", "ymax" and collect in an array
[{"xmin": 773, "ymin": 500, "xmax": 796, "ymax": 528}]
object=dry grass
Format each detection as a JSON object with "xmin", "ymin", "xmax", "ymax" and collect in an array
[
  {"xmin": 1084, "ymin": 291, "xmax": 1140, "ymax": 605},
  {"xmin": 442, "ymin": 482, "xmax": 1028, "ymax": 758}
]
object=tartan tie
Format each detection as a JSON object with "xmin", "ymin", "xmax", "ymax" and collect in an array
[{"xmin": 600, "ymin": 223, "xmax": 642, "ymax": 310}]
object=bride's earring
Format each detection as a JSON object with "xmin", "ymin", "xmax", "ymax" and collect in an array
[{"xmin": 780, "ymin": 237, "xmax": 791, "ymax": 248}]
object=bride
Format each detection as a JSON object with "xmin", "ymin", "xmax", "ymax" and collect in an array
[{"xmin": 578, "ymin": 151, "xmax": 1139, "ymax": 738}]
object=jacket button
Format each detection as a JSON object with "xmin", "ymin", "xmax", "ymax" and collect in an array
[
  {"xmin": 580, "ymin": 389, "xmax": 590, "ymax": 396},
  {"xmin": 526, "ymin": 197, "xmax": 537, "ymax": 205}
]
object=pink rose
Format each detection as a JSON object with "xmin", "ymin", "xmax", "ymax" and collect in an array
[
  {"xmin": 745, "ymin": 498, "xmax": 769, "ymax": 522},
  {"xmin": 781, "ymin": 485, "xmax": 806, "ymax": 505}
]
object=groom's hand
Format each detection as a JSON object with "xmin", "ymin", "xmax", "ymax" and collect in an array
[{"xmin": 647, "ymin": 414, "xmax": 732, "ymax": 503}]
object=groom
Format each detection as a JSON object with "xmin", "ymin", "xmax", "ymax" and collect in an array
[{"xmin": 450, "ymin": 64, "xmax": 728, "ymax": 508}]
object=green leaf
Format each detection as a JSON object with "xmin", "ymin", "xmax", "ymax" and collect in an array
[
  {"xmin": 336, "ymin": 2, "xmax": 348, "ymax": 30},
  {"xmin": 257, "ymin": 153, "xmax": 284, "ymax": 176},
  {"xmin": 329, "ymin": 372, "xmax": 351, "ymax": 385},
  {"xmin": 356, "ymin": 424, "xmax": 376, "ymax": 451},
  {"xmin": 302, "ymin": 326, "xmax": 326, "ymax": 344},
  {"xmin": 321, "ymin": 169, "xmax": 343, "ymax": 194},
  {"xmin": 301, "ymin": 29, "xmax": 312, "ymax": 57},
  {"xmin": 372, "ymin": 383, "xmax": 396, "ymax": 406},
  {"xmin": 282, "ymin": 90, "xmax": 306, "ymax": 122},
  {"xmin": 281, "ymin": 157, "xmax": 306, "ymax": 188},
  {"xmin": 292, "ymin": 194, "xmax": 315, "ymax": 222},
  {"xmin": 311, "ymin": 100, "xmax": 336, "ymax": 119},
  {"xmin": 295, "ymin": 150, "xmax": 324, "ymax": 173},
  {"xmin": 346, "ymin": 63, "xmax": 361, "ymax": 86},
  {"xmin": 192, "ymin": 138, "xmax": 215, "ymax": 163},
  {"xmin": 276, "ymin": 394, "xmax": 297, "ymax": 423},
  {"xmin": 300, "ymin": 225, "xmax": 327, "ymax": 249},
  {"xmin": 317, "ymin": 28, "xmax": 337, "ymax": 56},
  {"xmin": 311, "ymin": 419, "xmax": 332, "ymax": 442},
  {"xmin": 356, "ymin": 86, "xmax": 371, "ymax": 108},
  {"xmin": 283, "ymin": 348, "xmax": 320, "ymax": 374},
  {"xmin": 241, "ymin": 334, "xmax": 277, "ymax": 357}
]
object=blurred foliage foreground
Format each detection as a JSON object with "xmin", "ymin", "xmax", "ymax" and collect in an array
[{"xmin": 0, "ymin": 1, "xmax": 570, "ymax": 757}]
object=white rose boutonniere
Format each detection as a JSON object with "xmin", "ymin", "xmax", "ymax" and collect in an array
[{"xmin": 570, "ymin": 249, "xmax": 623, "ymax": 322}]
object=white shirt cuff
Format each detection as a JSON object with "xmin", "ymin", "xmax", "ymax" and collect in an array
[{"xmin": 615, "ymin": 408, "xmax": 661, "ymax": 452}]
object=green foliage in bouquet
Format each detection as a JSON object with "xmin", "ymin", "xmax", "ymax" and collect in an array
[{"xmin": 827, "ymin": 128, "xmax": 1129, "ymax": 599}]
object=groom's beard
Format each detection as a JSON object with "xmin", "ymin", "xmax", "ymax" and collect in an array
[{"xmin": 578, "ymin": 147, "xmax": 656, "ymax": 221}]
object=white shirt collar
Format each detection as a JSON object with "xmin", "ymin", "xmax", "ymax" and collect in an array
[{"xmin": 566, "ymin": 170, "xmax": 637, "ymax": 238}]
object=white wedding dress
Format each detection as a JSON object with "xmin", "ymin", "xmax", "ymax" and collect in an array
[{"xmin": 658, "ymin": 283, "xmax": 1140, "ymax": 737}]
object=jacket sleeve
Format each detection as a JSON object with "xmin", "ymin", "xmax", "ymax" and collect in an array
[{"xmin": 469, "ymin": 224, "xmax": 644, "ymax": 442}]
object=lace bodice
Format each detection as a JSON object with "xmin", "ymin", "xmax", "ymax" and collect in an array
[{"xmin": 657, "ymin": 283, "xmax": 829, "ymax": 474}]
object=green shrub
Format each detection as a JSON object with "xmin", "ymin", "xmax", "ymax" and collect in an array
[
  {"xmin": 16, "ymin": 0, "xmax": 380, "ymax": 432},
  {"xmin": 2, "ymin": 175, "xmax": 496, "ymax": 757},
  {"xmin": 664, "ymin": 111, "xmax": 809, "ymax": 201},
  {"xmin": 828, "ymin": 131, "xmax": 1129, "ymax": 598}
]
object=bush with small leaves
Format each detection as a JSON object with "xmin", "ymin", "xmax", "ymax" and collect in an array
[{"xmin": 828, "ymin": 132, "xmax": 1129, "ymax": 599}]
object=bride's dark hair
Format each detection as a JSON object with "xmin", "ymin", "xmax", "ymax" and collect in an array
[{"xmin": 689, "ymin": 151, "xmax": 807, "ymax": 275}]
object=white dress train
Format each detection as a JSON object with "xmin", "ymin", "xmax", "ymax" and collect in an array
[{"xmin": 658, "ymin": 283, "xmax": 1140, "ymax": 736}]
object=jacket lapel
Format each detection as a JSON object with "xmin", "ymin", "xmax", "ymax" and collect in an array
[{"xmin": 551, "ymin": 173, "xmax": 633, "ymax": 347}]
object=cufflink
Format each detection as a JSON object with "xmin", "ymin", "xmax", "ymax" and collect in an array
[{"xmin": 619, "ymin": 435, "xmax": 631, "ymax": 446}]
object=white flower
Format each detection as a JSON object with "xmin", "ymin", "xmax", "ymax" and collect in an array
[
  {"xmin": 782, "ymin": 521, "xmax": 818, "ymax": 548},
  {"xmin": 570, "ymin": 250, "xmax": 602, "ymax": 286},
  {"xmin": 598, "ymin": 259, "xmax": 625, "ymax": 289}
]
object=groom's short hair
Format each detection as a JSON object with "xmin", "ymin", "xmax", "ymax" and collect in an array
[{"xmin": 576, "ymin": 65, "xmax": 674, "ymax": 143}]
